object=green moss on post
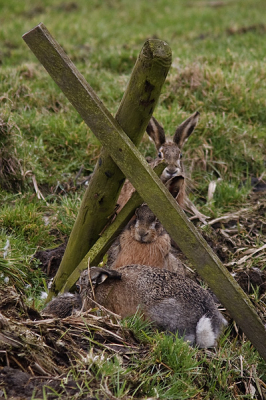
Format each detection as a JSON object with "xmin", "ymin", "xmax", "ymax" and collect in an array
[
  {"xmin": 73, "ymin": 101, "xmax": 266, "ymax": 362},
  {"xmin": 61, "ymin": 162, "xmax": 167, "ymax": 293},
  {"xmin": 23, "ymin": 24, "xmax": 172, "ymax": 300},
  {"xmin": 23, "ymin": 23, "xmax": 266, "ymax": 362}
]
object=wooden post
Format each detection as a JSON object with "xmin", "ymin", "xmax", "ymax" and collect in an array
[
  {"xmin": 23, "ymin": 24, "xmax": 266, "ymax": 362},
  {"xmin": 23, "ymin": 23, "xmax": 172, "ymax": 299},
  {"xmin": 61, "ymin": 162, "xmax": 167, "ymax": 293}
]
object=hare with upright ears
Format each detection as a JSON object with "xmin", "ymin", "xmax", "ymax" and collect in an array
[
  {"xmin": 117, "ymin": 111, "xmax": 199, "ymax": 211},
  {"xmin": 42, "ymin": 265, "xmax": 227, "ymax": 348},
  {"xmin": 146, "ymin": 111, "xmax": 199, "ymax": 184},
  {"xmin": 109, "ymin": 204, "xmax": 185, "ymax": 275}
]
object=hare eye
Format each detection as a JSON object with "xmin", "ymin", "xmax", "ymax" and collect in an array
[
  {"xmin": 158, "ymin": 151, "xmax": 162, "ymax": 158},
  {"xmin": 180, "ymin": 153, "xmax": 183, "ymax": 159}
]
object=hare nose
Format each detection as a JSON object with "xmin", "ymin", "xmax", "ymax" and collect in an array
[
  {"xmin": 138, "ymin": 230, "xmax": 149, "ymax": 241},
  {"xmin": 166, "ymin": 167, "xmax": 178, "ymax": 176}
]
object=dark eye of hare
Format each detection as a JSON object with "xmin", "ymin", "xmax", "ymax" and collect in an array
[{"xmin": 180, "ymin": 153, "xmax": 183, "ymax": 159}]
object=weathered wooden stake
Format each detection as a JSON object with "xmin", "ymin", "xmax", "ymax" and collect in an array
[
  {"xmin": 23, "ymin": 23, "xmax": 172, "ymax": 300},
  {"xmin": 62, "ymin": 162, "xmax": 166, "ymax": 293},
  {"xmin": 23, "ymin": 24, "xmax": 266, "ymax": 361}
]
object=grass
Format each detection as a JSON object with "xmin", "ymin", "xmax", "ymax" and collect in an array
[
  {"xmin": 1, "ymin": 0, "xmax": 266, "ymax": 398},
  {"xmin": 28, "ymin": 318, "xmax": 265, "ymax": 399}
]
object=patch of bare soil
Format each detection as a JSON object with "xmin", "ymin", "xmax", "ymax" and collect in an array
[
  {"xmin": 33, "ymin": 240, "xmax": 67, "ymax": 277},
  {"xmin": 55, "ymin": 2, "xmax": 79, "ymax": 12}
]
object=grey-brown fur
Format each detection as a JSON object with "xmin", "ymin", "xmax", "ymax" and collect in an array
[
  {"xmin": 41, "ymin": 292, "xmax": 82, "ymax": 318},
  {"xmin": 146, "ymin": 111, "xmax": 200, "ymax": 201},
  {"xmin": 41, "ymin": 269, "xmax": 122, "ymax": 318},
  {"xmin": 109, "ymin": 204, "xmax": 185, "ymax": 275},
  {"xmin": 42, "ymin": 265, "xmax": 227, "ymax": 347},
  {"xmin": 78, "ymin": 265, "xmax": 227, "ymax": 348}
]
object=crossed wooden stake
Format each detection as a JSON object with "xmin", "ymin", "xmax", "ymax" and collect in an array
[{"xmin": 23, "ymin": 23, "xmax": 266, "ymax": 361}]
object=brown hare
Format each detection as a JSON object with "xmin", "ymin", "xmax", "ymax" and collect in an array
[
  {"xmin": 42, "ymin": 265, "xmax": 227, "ymax": 348},
  {"xmin": 109, "ymin": 204, "xmax": 185, "ymax": 276},
  {"xmin": 117, "ymin": 111, "xmax": 200, "ymax": 211}
]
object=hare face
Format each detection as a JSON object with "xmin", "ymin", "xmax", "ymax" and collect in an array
[
  {"xmin": 110, "ymin": 204, "xmax": 174, "ymax": 270},
  {"xmin": 132, "ymin": 204, "xmax": 163, "ymax": 243},
  {"xmin": 157, "ymin": 142, "xmax": 183, "ymax": 183},
  {"xmin": 116, "ymin": 111, "xmax": 199, "ymax": 211},
  {"xmin": 131, "ymin": 218, "xmax": 158, "ymax": 243},
  {"xmin": 147, "ymin": 111, "xmax": 200, "ymax": 185}
]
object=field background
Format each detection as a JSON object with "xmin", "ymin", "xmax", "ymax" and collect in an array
[{"xmin": 0, "ymin": 0, "xmax": 266, "ymax": 399}]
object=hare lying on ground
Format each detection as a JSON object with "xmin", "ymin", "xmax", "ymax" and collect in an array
[
  {"xmin": 42, "ymin": 265, "xmax": 227, "ymax": 348},
  {"xmin": 117, "ymin": 111, "xmax": 199, "ymax": 211},
  {"xmin": 109, "ymin": 204, "xmax": 185, "ymax": 276},
  {"xmin": 41, "ymin": 292, "xmax": 82, "ymax": 318}
]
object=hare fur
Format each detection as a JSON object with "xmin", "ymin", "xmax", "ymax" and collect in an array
[
  {"xmin": 110, "ymin": 204, "xmax": 185, "ymax": 275},
  {"xmin": 81, "ymin": 265, "xmax": 227, "ymax": 348},
  {"xmin": 43, "ymin": 265, "xmax": 227, "ymax": 348},
  {"xmin": 41, "ymin": 292, "xmax": 82, "ymax": 318},
  {"xmin": 117, "ymin": 111, "xmax": 199, "ymax": 211}
]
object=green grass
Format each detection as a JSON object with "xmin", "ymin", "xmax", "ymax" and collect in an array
[
  {"xmin": 1, "ymin": 0, "xmax": 266, "ymax": 398},
  {"xmin": 29, "ymin": 317, "xmax": 266, "ymax": 399}
]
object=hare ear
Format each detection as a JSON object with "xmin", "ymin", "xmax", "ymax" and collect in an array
[
  {"xmin": 135, "ymin": 203, "xmax": 147, "ymax": 217},
  {"xmin": 146, "ymin": 117, "xmax": 166, "ymax": 150},
  {"xmin": 165, "ymin": 176, "xmax": 185, "ymax": 198},
  {"xmin": 173, "ymin": 111, "xmax": 200, "ymax": 148},
  {"xmin": 90, "ymin": 267, "xmax": 122, "ymax": 285}
]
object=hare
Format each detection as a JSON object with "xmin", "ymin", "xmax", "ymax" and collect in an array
[
  {"xmin": 117, "ymin": 111, "xmax": 199, "ymax": 211},
  {"xmin": 109, "ymin": 204, "xmax": 185, "ymax": 276},
  {"xmin": 43, "ymin": 265, "xmax": 227, "ymax": 348},
  {"xmin": 41, "ymin": 268, "xmax": 121, "ymax": 318},
  {"xmin": 41, "ymin": 292, "xmax": 82, "ymax": 318},
  {"xmin": 146, "ymin": 112, "xmax": 199, "ymax": 185}
]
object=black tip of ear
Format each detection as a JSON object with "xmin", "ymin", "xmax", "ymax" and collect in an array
[
  {"xmin": 90, "ymin": 267, "xmax": 122, "ymax": 285},
  {"xmin": 107, "ymin": 269, "xmax": 122, "ymax": 279}
]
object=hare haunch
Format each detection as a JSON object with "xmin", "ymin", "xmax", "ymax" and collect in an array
[
  {"xmin": 42, "ymin": 265, "xmax": 227, "ymax": 348},
  {"xmin": 109, "ymin": 204, "xmax": 185, "ymax": 276}
]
